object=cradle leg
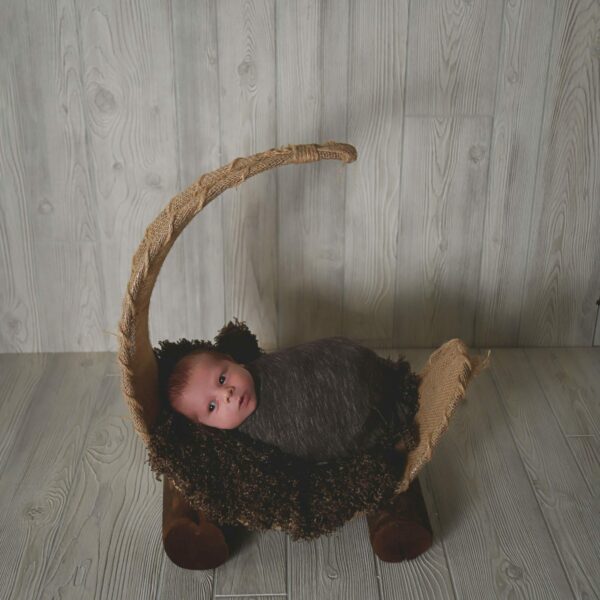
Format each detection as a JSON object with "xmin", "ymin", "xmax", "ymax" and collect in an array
[
  {"xmin": 366, "ymin": 476, "xmax": 433, "ymax": 562},
  {"xmin": 162, "ymin": 477, "xmax": 230, "ymax": 570}
]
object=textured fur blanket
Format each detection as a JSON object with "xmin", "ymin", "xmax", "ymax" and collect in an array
[
  {"xmin": 238, "ymin": 336, "xmax": 420, "ymax": 460},
  {"xmin": 146, "ymin": 320, "xmax": 420, "ymax": 540}
]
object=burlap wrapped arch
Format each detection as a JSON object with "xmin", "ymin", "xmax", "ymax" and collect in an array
[
  {"xmin": 117, "ymin": 141, "xmax": 357, "ymax": 448},
  {"xmin": 117, "ymin": 140, "xmax": 490, "ymax": 525}
]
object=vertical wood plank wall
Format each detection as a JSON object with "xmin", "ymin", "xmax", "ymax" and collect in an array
[{"xmin": 0, "ymin": 0, "xmax": 598, "ymax": 352}]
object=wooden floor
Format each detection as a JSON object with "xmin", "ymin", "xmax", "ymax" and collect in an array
[{"xmin": 0, "ymin": 347, "xmax": 598, "ymax": 599}]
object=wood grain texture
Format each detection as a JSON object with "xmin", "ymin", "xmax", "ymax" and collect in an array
[
  {"xmin": 35, "ymin": 240, "xmax": 105, "ymax": 351},
  {"xmin": 27, "ymin": 0, "xmax": 105, "ymax": 352},
  {"xmin": 525, "ymin": 347, "xmax": 600, "ymax": 500},
  {"xmin": 157, "ymin": 565, "xmax": 214, "ymax": 600},
  {"xmin": 78, "ymin": 0, "xmax": 184, "ymax": 351},
  {"xmin": 276, "ymin": 0, "xmax": 349, "ymax": 346},
  {"xmin": 288, "ymin": 515, "xmax": 380, "ymax": 600},
  {"xmin": 0, "ymin": 1, "xmax": 41, "ymax": 352},
  {"xmin": 374, "ymin": 347, "xmax": 456, "ymax": 600},
  {"xmin": 405, "ymin": 0, "xmax": 504, "ymax": 116},
  {"xmin": 0, "ymin": 353, "xmax": 113, "ymax": 599},
  {"xmin": 1, "ymin": 0, "xmax": 599, "ymax": 352},
  {"xmin": 492, "ymin": 348, "xmax": 600, "ymax": 598},
  {"xmin": 555, "ymin": 348, "xmax": 600, "ymax": 498},
  {"xmin": 394, "ymin": 117, "xmax": 492, "ymax": 347},
  {"xmin": 378, "ymin": 470, "xmax": 455, "ymax": 600},
  {"xmin": 344, "ymin": 0, "xmax": 409, "ymax": 342},
  {"xmin": 2, "ymin": 349, "xmax": 600, "ymax": 598},
  {"xmin": 37, "ymin": 366, "xmax": 166, "ymax": 598},
  {"xmin": 172, "ymin": 0, "xmax": 227, "ymax": 346},
  {"xmin": 525, "ymin": 348, "xmax": 600, "ymax": 437},
  {"xmin": 1, "ymin": 0, "xmax": 105, "ymax": 352},
  {"xmin": 22, "ymin": 0, "xmax": 97, "ymax": 246},
  {"xmin": 518, "ymin": 0, "xmax": 600, "ymax": 346},
  {"xmin": 416, "ymin": 347, "xmax": 574, "ymax": 599},
  {"xmin": 0, "ymin": 353, "xmax": 47, "ymax": 474},
  {"xmin": 475, "ymin": 0, "xmax": 556, "ymax": 347},
  {"xmin": 213, "ymin": 530, "xmax": 286, "ymax": 596},
  {"xmin": 217, "ymin": 0, "xmax": 279, "ymax": 350}
]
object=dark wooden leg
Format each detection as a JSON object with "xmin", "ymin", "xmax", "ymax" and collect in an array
[
  {"xmin": 162, "ymin": 477, "xmax": 230, "ymax": 570},
  {"xmin": 366, "ymin": 476, "xmax": 433, "ymax": 562}
]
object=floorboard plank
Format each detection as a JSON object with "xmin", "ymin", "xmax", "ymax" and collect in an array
[
  {"xmin": 525, "ymin": 348, "xmax": 600, "ymax": 437},
  {"xmin": 526, "ymin": 347, "xmax": 600, "ymax": 499},
  {"xmin": 426, "ymin": 348, "xmax": 573, "ymax": 598},
  {"xmin": 0, "ymin": 354, "xmax": 48, "ymax": 474},
  {"xmin": 493, "ymin": 348, "xmax": 599, "ymax": 598},
  {"xmin": 213, "ymin": 529, "xmax": 287, "ymax": 596},
  {"xmin": 375, "ymin": 348, "xmax": 457, "ymax": 600},
  {"xmin": 1, "ymin": 348, "xmax": 598, "ymax": 599},
  {"xmin": 0, "ymin": 353, "xmax": 112, "ymax": 599},
  {"xmin": 35, "ymin": 362, "xmax": 166, "ymax": 599},
  {"xmin": 288, "ymin": 513, "xmax": 381, "ymax": 600}
]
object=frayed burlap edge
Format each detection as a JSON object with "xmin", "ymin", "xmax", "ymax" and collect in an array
[{"xmin": 394, "ymin": 340, "xmax": 491, "ymax": 494}]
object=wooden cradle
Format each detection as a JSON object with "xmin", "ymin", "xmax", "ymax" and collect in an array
[{"xmin": 117, "ymin": 141, "xmax": 490, "ymax": 569}]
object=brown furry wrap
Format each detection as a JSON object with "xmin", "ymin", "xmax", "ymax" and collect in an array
[
  {"xmin": 146, "ymin": 320, "xmax": 421, "ymax": 540},
  {"xmin": 238, "ymin": 337, "xmax": 420, "ymax": 461}
]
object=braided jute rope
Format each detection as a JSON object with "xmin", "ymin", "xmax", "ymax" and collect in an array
[{"xmin": 117, "ymin": 139, "xmax": 490, "ymax": 495}]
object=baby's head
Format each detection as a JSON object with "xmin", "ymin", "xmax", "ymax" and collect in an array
[{"xmin": 167, "ymin": 349, "xmax": 257, "ymax": 429}]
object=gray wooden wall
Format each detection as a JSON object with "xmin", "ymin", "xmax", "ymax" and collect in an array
[{"xmin": 1, "ymin": 0, "xmax": 599, "ymax": 353}]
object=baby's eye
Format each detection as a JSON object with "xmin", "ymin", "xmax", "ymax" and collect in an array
[
  {"xmin": 219, "ymin": 373, "xmax": 226, "ymax": 385},
  {"xmin": 208, "ymin": 400, "xmax": 216, "ymax": 412}
]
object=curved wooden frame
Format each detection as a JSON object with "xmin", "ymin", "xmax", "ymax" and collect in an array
[
  {"xmin": 117, "ymin": 142, "xmax": 357, "ymax": 448},
  {"xmin": 117, "ymin": 141, "xmax": 491, "ymax": 568}
]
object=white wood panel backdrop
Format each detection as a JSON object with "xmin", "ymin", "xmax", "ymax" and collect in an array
[{"xmin": 0, "ymin": 0, "xmax": 599, "ymax": 352}]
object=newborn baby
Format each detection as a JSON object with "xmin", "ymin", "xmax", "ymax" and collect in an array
[
  {"xmin": 167, "ymin": 348, "xmax": 257, "ymax": 429},
  {"xmin": 165, "ymin": 332, "xmax": 420, "ymax": 461}
]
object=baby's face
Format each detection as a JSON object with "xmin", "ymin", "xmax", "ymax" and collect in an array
[{"xmin": 173, "ymin": 353, "xmax": 257, "ymax": 429}]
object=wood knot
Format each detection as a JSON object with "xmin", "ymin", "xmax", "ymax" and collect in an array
[
  {"xmin": 94, "ymin": 86, "xmax": 117, "ymax": 114},
  {"xmin": 469, "ymin": 144, "xmax": 486, "ymax": 164},
  {"xmin": 38, "ymin": 199, "xmax": 54, "ymax": 214},
  {"xmin": 504, "ymin": 560, "xmax": 524, "ymax": 580}
]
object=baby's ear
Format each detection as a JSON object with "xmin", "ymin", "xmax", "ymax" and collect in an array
[{"xmin": 214, "ymin": 318, "xmax": 264, "ymax": 364}]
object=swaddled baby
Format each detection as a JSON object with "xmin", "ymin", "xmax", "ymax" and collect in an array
[{"xmin": 165, "ymin": 330, "xmax": 420, "ymax": 461}]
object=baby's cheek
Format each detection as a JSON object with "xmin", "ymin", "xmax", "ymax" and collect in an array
[{"xmin": 237, "ymin": 409, "xmax": 253, "ymax": 426}]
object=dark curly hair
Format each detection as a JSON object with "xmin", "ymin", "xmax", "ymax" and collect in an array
[{"xmin": 153, "ymin": 318, "xmax": 266, "ymax": 426}]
